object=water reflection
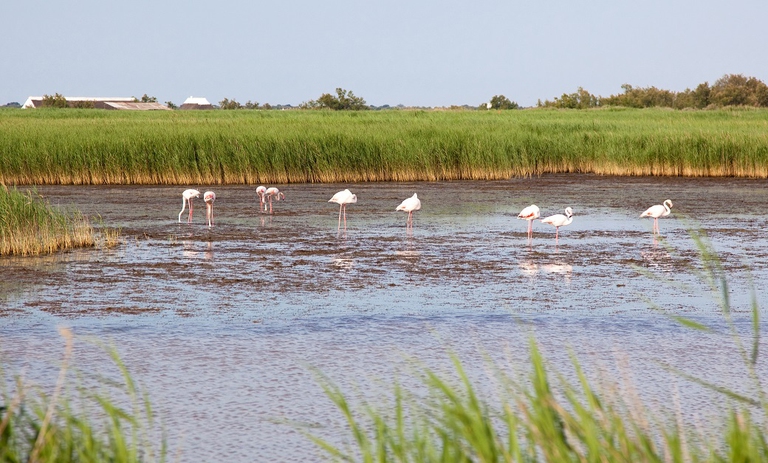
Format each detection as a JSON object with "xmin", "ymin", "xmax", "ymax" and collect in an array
[
  {"xmin": 331, "ymin": 257, "xmax": 354, "ymax": 270},
  {"xmin": 181, "ymin": 240, "xmax": 215, "ymax": 260},
  {"xmin": 517, "ymin": 259, "xmax": 573, "ymax": 284},
  {"xmin": 641, "ymin": 246, "xmax": 674, "ymax": 273},
  {"xmin": 518, "ymin": 260, "xmax": 538, "ymax": 277}
]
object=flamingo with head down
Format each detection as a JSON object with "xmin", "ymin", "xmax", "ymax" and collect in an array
[
  {"xmin": 256, "ymin": 186, "xmax": 267, "ymax": 212},
  {"xmin": 204, "ymin": 191, "xmax": 215, "ymax": 227},
  {"xmin": 263, "ymin": 187, "xmax": 285, "ymax": 214},
  {"xmin": 179, "ymin": 189, "xmax": 200, "ymax": 223},
  {"xmin": 396, "ymin": 193, "xmax": 421, "ymax": 228},
  {"xmin": 517, "ymin": 204, "xmax": 540, "ymax": 239}
]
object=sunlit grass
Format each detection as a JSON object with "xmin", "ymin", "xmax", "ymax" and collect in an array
[
  {"xmin": 306, "ymin": 232, "xmax": 768, "ymax": 462},
  {"xmin": 0, "ymin": 328, "xmax": 166, "ymax": 462},
  {"xmin": 1, "ymin": 108, "xmax": 767, "ymax": 185},
  {"xmin": 0, "ymin": 185, "xmax": 99, "ymax": 256}
]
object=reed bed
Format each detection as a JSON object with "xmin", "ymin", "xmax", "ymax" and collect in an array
[
  {"xmin": 0, "ymin": 184, "xmax": 95, "ymax": 256},
  {"xmin": 1, "ymin": 108, "xmax": 767, "ymax": 185}
]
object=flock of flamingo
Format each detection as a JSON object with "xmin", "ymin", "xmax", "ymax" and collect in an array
[{"xmin": 177, "ymin": 187, "xmax": 673, "ymax": 239}]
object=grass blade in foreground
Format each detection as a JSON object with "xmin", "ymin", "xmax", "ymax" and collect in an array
[
  {"xmin": 0, "ymin": 328, "xmax": 166, "ymax": 463},
  {"xmin": 308, "ymin": 237, "xmax": 768, "ymax": 462}
]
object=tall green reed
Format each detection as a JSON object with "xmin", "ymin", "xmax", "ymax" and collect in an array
[
  {"xmin": 0, "ymin": 185, "xmax": 97, "ymax": 256},
  {"xmin": 1, "ymin": 108, "xmax": 767, "ymax": 185}
]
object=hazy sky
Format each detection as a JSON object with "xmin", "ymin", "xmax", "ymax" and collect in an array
[{"xmin": 3, "ymin": 0, "xmax": 767, "ymax": 108}]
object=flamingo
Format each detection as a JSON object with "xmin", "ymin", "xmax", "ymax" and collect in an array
[
  {"xmin": 264, "ymin": 187, "xmax": 285, "ymax": 214},
  {"xmin": 640, "ymin": 199, "xmax": 673, "ymax": 234},
  {"xmin": 329, "ymin": 189, "xmax": 357, "ymax": 230},
  {"xmin": 179, "ymin": 189, "xmax": 200, "ymax": 223},
  {"xmin": 541, "ymin": 207, "xmax": 573, "ymax": 241},
  {"xmin": 396, "ymin": 193, "xmax": 421, "ymax": 228},
  {"xmin": 204, "ymin": 191, "xmax": 215, "ymax": 227},
  {"xmin": 256, "ymin": 186, "xmax": 267, "ymax": 212},
  {"xmin": 517, "ymin": 204, "xmax": 540, "ymax": 239}
]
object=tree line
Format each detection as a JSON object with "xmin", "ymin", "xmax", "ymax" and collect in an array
[
  {"xmin": 538, "ymin": 74, "xmax": 768, "ymax": 109},
  {"xmin": 29, "ymin": 74, "xmax": 768, "ymax": 111}
]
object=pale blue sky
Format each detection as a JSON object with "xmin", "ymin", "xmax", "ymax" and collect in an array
[{"xmin": 3, "ymin": 0, "xmax": 767, "ymax": 107}]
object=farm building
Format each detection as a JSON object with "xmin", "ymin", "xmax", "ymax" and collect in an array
[
  {"xmin": 180, "ymin": 96, "xmax": 214, "ymax": 110},
  {"xmin": 21, "ymin": 96, "xmax": 170, "ymax": 110}
]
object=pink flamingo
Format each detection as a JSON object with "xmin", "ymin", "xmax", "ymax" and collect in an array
[
  {"xmin": 256, "ymin": 186, "xmax": 267, "ymax": 212},
  {"xmin": 179, "ymin": 189, "xmax": 200, "ymax": 223},
  {"xmin": 517, "ymin": 204, "xmax": 540, "ymax": 239},
  {"xmin": 396, "ymin": 193, "xmax": 421, "ymax": 228},
  {"xmin": 204, "ymin": 191, "xmax": 215, "ymax": 227},
  {"xmin": 329, "ymin": 189, "xmax": 357, "ymax": 230},
  {"xmin": 541, "ymin": 207, "xmax": 573, "ymax": 242},
  {"xmin": 263, "ymin": 187, "xmax": 285, "ymax": 214},
  {"xmin": 640, "ymin": 199, "xmax": 673, "ymax": 234}
]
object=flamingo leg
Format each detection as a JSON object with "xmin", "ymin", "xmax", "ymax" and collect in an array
[
  {"xmin": 188, "ymin": 200, "xmax": 193, "ymax": 224},
  {"xmin": 338, "ymin": 204, "xmax": 343, "ymax": 230},
  {"xmin": 343, "ymin": 205, "xmax": 347, "ymax": 230},
  {"xmin": 269, "ymin": 197, "xmax": 273, "ymax": 214}
]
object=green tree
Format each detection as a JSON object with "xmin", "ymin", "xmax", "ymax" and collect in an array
[
  {"xmin": 165, "ymin": 101, "xmax": 178, "ymax": 109},
  {"xmin": 244, "ymin": 100, "xmax": 260, "ymax": 109},
  {"xmin": 539, "ymin": 87, "xmax": 598, "ymax": 109},
  {"xmin": 710, "ymin": 74, "xmax": 768, "ymax": 107},
  {"xmin": 133, "ymin": 94, "xmax": 157, "ymax": 103},
  {"xmin": 41, "ymin": 93, "xmax": 68, "ymax": 108},
  {"xmin": 219, "ymin": 98, "xmax": 242, "ymax": 110},
  {"xmin": 487, "ymin": 95, "xmax": 520, "ymax": 110},
  {"xmin": 71, "ymin": 100, "xmax": 95, "ymax": 109},
  {"xmin": 302, "ymin": 88, "xmax": 369, "ymax": 110}
]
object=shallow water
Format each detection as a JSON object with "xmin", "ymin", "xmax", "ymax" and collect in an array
[{"xmin": 2, "ymin": 175, "xmax": 768, "ymax": 461}]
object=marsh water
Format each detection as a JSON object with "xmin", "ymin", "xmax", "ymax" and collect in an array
[{"xmin": 2, "ymin": 175, "xmax": 768, "ymax": 461}]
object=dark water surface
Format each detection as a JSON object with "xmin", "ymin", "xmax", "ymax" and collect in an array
[{"xmin": 2, "ymin": 175, "xmax": 767, "ymax": 461}]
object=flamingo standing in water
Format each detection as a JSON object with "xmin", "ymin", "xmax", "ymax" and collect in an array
[
  {"xmin": 179, "ymin": 189, "xmax": 200, "ymax": 223},
  {"xmin": 256, "ymin": 186, "xmax": 267, "ymax": 212},
  {"xmin": 329, "ymin": 189, "xmax": 357, "ymax": 230},
  {"xmin": 396, "ymin": 193, "xmax": 421, "ymax": 228},
  {"xmin": 640, "ymin": 199, "xmax": 673, "ymax": 234},
  {"xmin": 541, "ymin": 207, "xmax": 573, "ymax": 241},
  {"xmin": 517, "ymin": 204, "xmax": 540, "ymax": 239},
  {"xmin": 264, "ymin": 187, "xmax": 285, "ymax": 214},
  {"xmin": 204, "ymin": 191, "xmax": 216, "ymax": 227}
]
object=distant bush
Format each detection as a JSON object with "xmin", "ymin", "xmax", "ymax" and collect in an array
[
  {"xmin": 594, "ymin": 74, "xmax": 768, "ymax": 109},
  {"xmin": 71, "ymin": 100, "xmax": 96, "ymax": 109},
  {"xmin": 41, "ymin": 93, "xmax": 68, "ymax": 108},
  {"xmin": 301, "ymin": 88, "xmax": 369, "ymax": 110},
  {"xmin": 482, "ymin": 94, "xmax": 520, "ymax": 110},
  {"xmin": 538, "ymin": 87, "xmax": 599, "ymax": 109}
]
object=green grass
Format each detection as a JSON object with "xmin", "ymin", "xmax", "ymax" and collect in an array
[
  {"xmin": 0, "ymin": 328, "xmax": 165, "ymax": 463},
  {"xmin": 307, "ymin": 233, "xmax": 768, "ymax": 462},
  {"xmin": 1, "ymin": 108, "xmax": 768, "ymax": 185},
  {"xmin": 0, "ymin": 185, "xmax": 98, "ymax": 256}
]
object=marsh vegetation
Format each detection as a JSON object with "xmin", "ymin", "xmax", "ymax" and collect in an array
[{"xmin": 1, "ymin": 108, "xmax": 767, "ymax": 186}]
